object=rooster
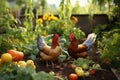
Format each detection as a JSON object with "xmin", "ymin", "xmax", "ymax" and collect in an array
[
  {"xmin": 68, "ymin": 33, "xmax": 96, "ymax": 59},
  {"xmin": 37, "ymin": 34, "xmax": 62, "ymax": 67}
]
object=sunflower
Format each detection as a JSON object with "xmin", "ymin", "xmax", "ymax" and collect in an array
[
  {"xmin": 47, "ymin": 13, "xmax": 55, "ymax": 21},
  {"xmin": 49, "ymin": 13, "xmax": 54, "ymax": 18},
  {"xmin": 43, "ymin": 14, "xmax": 49, "ymax": 20},
  {"xmin": 51, "ymin": 16, "xmax": 58, "ymax": 21},
  {"xmin": 38, "ymin": 18, "xmax": 43, "ymax": 24}
]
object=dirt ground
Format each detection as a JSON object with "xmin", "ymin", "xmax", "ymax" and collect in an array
[{"xmin": 34, "ymin": 47, "xmax": 118, "ymax": 80}]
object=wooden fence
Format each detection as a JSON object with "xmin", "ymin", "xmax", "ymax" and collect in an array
[{"xmin": 74, "ymin": 14, "xmax": 109, "ymax": 34}]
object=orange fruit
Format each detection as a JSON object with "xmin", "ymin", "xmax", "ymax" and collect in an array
[{"xmin": 1, "ymin": 53, "xmax": 12, "ymax": 63}]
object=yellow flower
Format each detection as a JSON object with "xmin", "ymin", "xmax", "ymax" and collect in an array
[
  {"xmin": 38, "ymin": 18, "xmax": 43, "ymax": 24},
  {"xmin": 49, "ymin": 13, "xmax": 54, "ymax": 18},
  {"xmin": 43, "ymin": 14, "xmax": 49, "ymax": 20},
  {"xmin": 51, "ymin": 16, "xmax": 58, "ymax": 21},
  {"xmin": 42, "ymin": 31, "xmax": 48, "ymax": 37},
  {"xmin": 48, "ymin": 13, "xmax": 54, "ymax": 21},
  {"xmin": 71, "ymin": 16, "xmax": 78, "ymax": 24},
  {"xmin": 48, "ymin": 16, "xmax": 52, "ymax": 21}
]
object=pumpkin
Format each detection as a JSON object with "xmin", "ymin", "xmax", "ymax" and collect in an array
[{"xmin": 8, "ymin": 49, "xmax": 24, "ymax": 61}]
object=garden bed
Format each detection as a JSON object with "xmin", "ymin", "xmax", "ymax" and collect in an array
[{"xmin": 33, "ymin": 47, "xmax": 118, "ymax": 80}]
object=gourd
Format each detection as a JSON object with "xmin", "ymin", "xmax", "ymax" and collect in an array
[{"xmin": 8, "ymin": 49, "xmax": 24, "ymax": 61}]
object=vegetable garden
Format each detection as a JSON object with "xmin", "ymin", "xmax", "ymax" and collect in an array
[{"xmin": 0, "ymin": 0, "xmax": 120, "ymax": 80}]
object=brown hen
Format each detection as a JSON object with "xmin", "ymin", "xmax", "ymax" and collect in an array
[
  {"xmin": 37, "ymin": 34, "xmax": 62, "ymax": 67},
  {"xmin": 68, "ymin": 33, "xmax": 96, "ymax": 59}
]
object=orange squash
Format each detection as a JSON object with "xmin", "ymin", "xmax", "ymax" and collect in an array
[{"xmin": 8, "ymin": 49, "xmax": 24, "ymax": 61}]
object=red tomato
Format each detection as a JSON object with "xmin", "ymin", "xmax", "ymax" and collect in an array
[
  {"xmin": 89, "ymin": 69, "xmax": 96, "ymax": 75},
  {"xmin": 8, "ymin": 49, "xmax": 24, "ymax": 61},
  {"xmin": 69, "ymin": 73, "xmax": 78, "ymax": 80}
]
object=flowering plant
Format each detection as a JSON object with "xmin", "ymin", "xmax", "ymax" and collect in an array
[
  {"xmin": 36, "ymin": 0, "xmax": 85, "ymax": 43},
  {"xmin": 37, "ymin": 13, "xmax": 85, "ymax": 42}
]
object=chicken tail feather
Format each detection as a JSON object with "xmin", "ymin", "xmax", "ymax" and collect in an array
[
  {"xmin": 37, "ymin": 34, "xmax": 47, "ymax": 50},
  {"xmin": 82, "ymin": 33, "xmax": 97, "ymax": 49}
]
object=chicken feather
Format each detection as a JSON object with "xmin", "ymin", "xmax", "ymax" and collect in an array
[{"xmin": 37, "ymin": 34, "xmax": 47, "ymax": 51}]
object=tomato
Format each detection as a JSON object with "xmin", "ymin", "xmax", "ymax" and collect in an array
[
  {"xmin": 26, "ymin": 59, "xmax": 36, "ymax": 69},
  {"xmin": 70, "ymin": 64, "xmax": 76, "ymax": 69},
  {"xmin": 75, "ymin": 67, "xmax": 85, "ymax": 77},
  {"xmin": 1, "ymin": 53, "xmax": 12, "ymax": 63},
  {"xmin": 69, "ymin": 73, "xmax": 78, "ymax": 80},
  {"xmin": 8, "ymin": 49, "xmax": 24, "ymax": 61},
  {"xmin": 89, "ymin": 69, "xmax": 96, "ymax": 75},
  {"xmin": 18, "ymin": 61, "xmax": 26, "ymax": 67},
  {"xmin": 82, "ymin": 63, "xmax": 88, "ymax": 70},
  {"xmin": 92, "ymin": 64, "xmax": 101, "ymax": 70},
  {"xmin": 26, "ymin": 60, "xmax": 34, "ymax": 65},
  {"xmin": 49, "ymin": 71, "xmax": 55, "ymax": 75},
  {"xmin": 84, "ymin": 71, "xmax": 90, "ymax": 77}
]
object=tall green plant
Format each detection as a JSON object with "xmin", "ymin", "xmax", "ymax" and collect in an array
[
  {"xmin": 100, "ymin": 31, "xmax": 120, "ymax": 62},
  {"xmin": 0, "ymin": 0, "xmax": 9, "ymax": 16},
  {"xmin": 0, "ymin": 0, "xmax": 15, "ymax": 28},
  {"xmin": 59, "ymin": 0, "xmax": 72, "ymax": 20}
]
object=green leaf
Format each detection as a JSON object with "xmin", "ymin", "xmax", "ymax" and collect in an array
[{"xmin": 29, "ymin": 54, "xmax": 36, "ymax": 60}]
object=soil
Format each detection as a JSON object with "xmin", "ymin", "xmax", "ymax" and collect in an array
[{"xmin": 34, "ymin": 47, "xmax": 118, "ymax": 80}]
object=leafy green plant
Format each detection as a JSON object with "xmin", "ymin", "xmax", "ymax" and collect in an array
[
  {"xmin": 94, "ymin": 24, "xmax": 120, "ymax": 72},
  {"xmin": 0, "ymin": 63, "xmax": 56, "ymax": 80},
  {"xmin": 0, "ymin": 36, "xmax": 13, "ymax": 54},
  {"xmin": 73, "ymin": 58, "xmax": 95, "ymax": 67},
  {"xmin": 100, "ymin": 31, "xmax": 120, "ymax": 62}
]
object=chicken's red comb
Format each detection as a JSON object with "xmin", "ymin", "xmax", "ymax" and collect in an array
[
  {"xmin": 54, "ymin": 34, "xmax": 59, "ymax": 41},
  {"xmin": 54, "ymin": 34, "xmax": 59, "ymax": 38},
  {"xmin": 70, "ymin": 33, "xmax": 75, "ymax": 41},
  {"xmin": 52, "ymin": 34, "xmax": 59, "ymax": 44}
]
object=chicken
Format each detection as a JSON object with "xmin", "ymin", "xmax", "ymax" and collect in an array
[
  {"xmin": 37, "ymin": 34, "xmax": 62, "ymax": 67},
  {"xmin": 68, "ymin": 33, "xmax": 96, "ymax": 59}
]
